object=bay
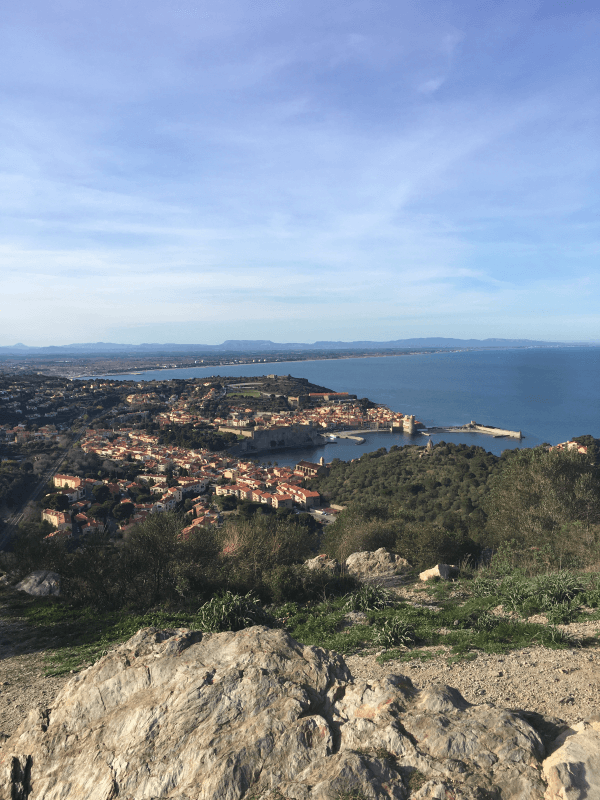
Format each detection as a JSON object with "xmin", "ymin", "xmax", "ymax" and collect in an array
[{"xmin": 95, "ymin": 346, "xmax": 600, "ymax": 465}]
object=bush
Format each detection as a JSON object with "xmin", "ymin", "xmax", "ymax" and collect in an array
[
  {"xmin": 196, "ymin": 592, "xmax": 274, "ymax": 632},
  {"xmin": 217, "ymin": 514, "xmax": 318, "ymax": 596},
  {"xmin": 485, "ymin": 447, "xmax": 600, "ymax": 565},
  {"xmin": 343, "ymin": 585, "xmax": 397, "ymax": 612},
  {"xmin": 322, "ymin": 502, "xmax": 397, "ymax": 564},
  {"xmin": 374, "ymin": 617, "xmax": 416, "ymax": 649}
]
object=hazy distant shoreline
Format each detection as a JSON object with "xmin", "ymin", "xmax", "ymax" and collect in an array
[{"xmin": 83, "ymin": 344, "xmax": 594, "ymax": 380}]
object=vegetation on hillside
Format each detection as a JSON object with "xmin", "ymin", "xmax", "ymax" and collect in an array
[
  {"xmin": 3, "ymin": 438, "xmax": 600, "ymax": 676},
  {"xmin": 159, "ymin": 424, "xmax": 237, "ymax": 452}
]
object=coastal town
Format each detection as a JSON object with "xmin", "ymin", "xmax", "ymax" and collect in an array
[
  {"xmin": 0, "ymin": 372, "xmax": 421, "ymax": 544},
  {"xmin": 1, "ymin": 371, "xmax": 588, "ymax": 547}
]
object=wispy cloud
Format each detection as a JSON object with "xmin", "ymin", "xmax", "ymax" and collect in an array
[{"xmin": 0, "ymin": 0, "xmax": 598, "ymax": 344}]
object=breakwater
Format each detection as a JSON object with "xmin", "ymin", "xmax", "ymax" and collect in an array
[{"xmin": 425, "ymin": 421, "xmax": 522, "ymax": 439}]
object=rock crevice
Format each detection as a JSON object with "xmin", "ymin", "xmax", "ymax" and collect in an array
[{"xmin": 0, "ymin": 626, "xmax": 584, "ymax": 799}]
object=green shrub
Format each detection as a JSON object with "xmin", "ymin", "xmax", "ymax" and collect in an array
[
  {"xmin": 545, "ymin": 602, "xmax": 577, "ymax": 625},
  {"xmin": 343, "ymin": 585, "xmax": 397, "ymax": 612},
  {"xmin": 263, "ymin": 565, "xmax": 359, "ymax": 605},
  {"xmin": 196, "ymin": 591, "xmax": 274, "ymax": 632},
  {"xmin": 374, "ymin": 617, "xmax": 416, "ymax": 649}
]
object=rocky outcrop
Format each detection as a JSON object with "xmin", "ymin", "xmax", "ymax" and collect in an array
[
  {"xmin": 15, "ymin": 570, "xmax": 61, "ymax": 597},
  {"xmin": 543, "ymin": 719, "xmax": 600, "ymax": 799},
  {"xmin": 0, "ymin": 626, "xmax": 550, "ymax": 800},
  {"xmin": 304, "ymin": 554, "xmax": 340, "ymax": 574},
  {"xmin": 345, "ymin": 548, "xmax": 411, "ymax": 585},
  {"xmin": 419, "ymin": 563, "xmax": 458, "ymax": 582}
]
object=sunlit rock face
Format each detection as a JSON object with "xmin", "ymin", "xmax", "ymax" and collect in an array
[{"xmin": 1, "ymin": 626, "xmax": 548, "ymax": 800}]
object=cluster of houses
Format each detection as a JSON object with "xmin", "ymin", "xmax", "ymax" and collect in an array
[
  {"xmin": 0, "ymin": 423, "xmax": 62, "ymax": 444},
  {"xmin": 40, "ymin": 423, "xmax": 333, "ymax": 539},
  {"xmin": 158, "ymin": 391, "xmax": 418, "ymax": 435},
  {"xmin": 551, "ymin": 440, "xmax": 589, "ymax": 454},
  {"xmin": 40, "ymin": 469, "xmax": 216, "ymax": 541},
  {"xmin": 42, "ymin": 474, "xmax": 106, "ymax": 540}
]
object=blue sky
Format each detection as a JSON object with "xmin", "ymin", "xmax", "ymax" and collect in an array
[{"xmin": 1, "ymin": 0, "xmax": 599, "ymax": 345}]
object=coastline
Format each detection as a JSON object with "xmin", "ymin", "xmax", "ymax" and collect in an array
[
  {"xmin": 65, "ymin": 346, "xmax": 600, "ymax": 453},
  {"xmin": 74, "ymin": 343, "xmax": 592, "ymax": 380}
]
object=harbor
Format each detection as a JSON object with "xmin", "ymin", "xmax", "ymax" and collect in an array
[
  {"xmin": 322, "ymin": 421, "xmax": 523, "ymax": 443},
  {"xmin": 422, "ymin": 421, "xmax": 523, "ymax": 439}
]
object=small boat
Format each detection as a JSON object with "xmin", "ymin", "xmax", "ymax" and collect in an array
[{"xmin": 328, "ymin": 435, "xmax": 338, "ymax": 441}]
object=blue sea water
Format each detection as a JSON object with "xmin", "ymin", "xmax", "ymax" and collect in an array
[{"xmin": 96, "ymin": 347, "xmax": 600, "ymax": 466}]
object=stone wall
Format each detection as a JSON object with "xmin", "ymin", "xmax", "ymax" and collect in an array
[{"xmin": 228, "ymin": 424, "xmax": 323, "ymax": 455}]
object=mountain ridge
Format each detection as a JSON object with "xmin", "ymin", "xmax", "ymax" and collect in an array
[{"xmin": 0, "ymin": 337, "xmax": 592, "ymax": 355}]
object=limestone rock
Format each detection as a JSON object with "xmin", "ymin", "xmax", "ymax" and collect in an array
[
  {"xmin": 0, "ymin": 626, "xmax": 549, "ymax": 800},
  {"xmin": 419, "ymin": 563, "xmax": 457, "ymax": 582},
  {"xmin": 345, "ymin": 547, "xmax": 411, "ymax": 583},
  {"xmin": 15, "ymin": 570, "xmax": 61, "ymax": 597},
  {"xmin": 543, "ymin": 719, "xmax": 600, "ymax": 799},
  {"xmin": 304, "ymin": 554, "xmax": 340, "ymax": 574}
]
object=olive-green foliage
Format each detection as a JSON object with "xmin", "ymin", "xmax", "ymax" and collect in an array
[
  {"xmin": 45, "ymin": 493, "xmax": 70, "ymax": 511},
  {"xmin": 313, "ymin": 442, "xmax": 497, "ymax": 529},
  {"xmin": 262, "ymin": 564, "xmax": 358, "ymax": 605},
  {"xmin": 159, "ymin": 423, "xmax": 236, "ymax": 452},
  {"xmin": 343, "ymin": 584, "xmax": 397, "ymax": 612},
  {"xmin": 217, "ymin": 513, "xmax": 318, "ymax": 599},
  {"xmin": 279, "ymin": 591, "xmax": 575, "ymax": 658},
  {"xmin": 4, "ymin": 520, "xmax": 56, "ymax": 574},
  {"xmin": 485, "ymin": 446, "xmax": 600, "ymax": 565},
  {"xmin": 8, "ymin": 513, "xmax": 222, "ymax": 611},
  {"xmin": 472, "ymin": 567, "xmax": 591, "ymax": 622},
  {"xmin": 215, "ymin": 493, "xmax": 238, "ymax": 511},
  {"xmin": 0, "ymin": 458, "xmax": 39, "ymax": 509},
  {"xmin": 322, "ymin": 500, "xmax": 397, "ymax": 564},
  {"xmin": 373, "ymin": 617, "xmax": 417, "ymax": 649},
  {"xmin": 7, "ymin": 510, "xmax": 349, "ymax": 610},
  {"xmin": 322, "ymin": 501, "xmax": 480, "ymax": 572},
  {"xmin": 317, "ymin": 444, "xmax": 494, "ymax": 569},
  {"xmin": 196, "ymin": 591, "xmax": 274, "ymax": 632}
]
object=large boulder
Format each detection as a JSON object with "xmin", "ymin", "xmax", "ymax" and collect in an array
[
  {"xmin": 543, "ymin": 719, "xmax": 600, "ymax": 799},
  {"xmin": 15, "ymin": 570, "xmax": 61, "ymax": 597},
  {"xmin": 419, "ymin": 563, "xmax": 458, "ymax": 582},
  {"xmin": 304, "ymin": 554, "xmax": 340, "ymax": 574},
  {"xmin": 345, "ymin": 547, "xmax": 411, "ymax": 585},
  {"xmin": 0, "ymin": 626, "xmax": 548, "ymax": 800}
]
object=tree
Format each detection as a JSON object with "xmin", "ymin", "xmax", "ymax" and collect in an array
[
  {"xmin": 92, "ymin": 484, "xmax": 111, "ymax": 504},
  {"xmin": 485, "ymin": 447, "xmax": 600, "ymax": 566},
  {"xmin": 215, "ymin": 494, "xmax": 237, "ymax": 511},
  {"xmin": 45, "ymin": 493, "xmax": 70, "ymax": 511},
  {"xmin": 113, "ymin": 501, "xmax": 135, "ymax": 521},
  {"xmin": 119, "ymin": 512, "xmax": 218, "ymax": 606}
]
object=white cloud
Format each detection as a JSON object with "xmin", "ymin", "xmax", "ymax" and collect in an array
[{"xmin": 0, "ymin": 0, "xmax": 598, "ymax": 344}]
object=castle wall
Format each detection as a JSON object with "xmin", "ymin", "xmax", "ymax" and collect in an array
[{"xmin": 228, "ymin": 425, "xmax": 322, "ymax": 455}]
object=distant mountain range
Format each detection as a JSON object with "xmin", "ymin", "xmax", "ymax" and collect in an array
[{"xmin": 0, "ymin": 338, "xmax": 592, "ymax": 355}]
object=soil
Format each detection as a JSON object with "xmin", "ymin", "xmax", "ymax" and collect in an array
[
  {"xmin": 345, "ymin": 622, "xmax": 600, "ymax": 726},
  {"xmin": 1, "ymin": 583, "xmax": 599, "ymax": 741},
  {"xmin": 0, "ymin": 618, "xmax": 69, "ymax": 741}
]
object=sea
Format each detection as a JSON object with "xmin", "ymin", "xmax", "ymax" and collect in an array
[{"xmin": 94, "ymin": 347, "xmax": 600, "ymax": 468}]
